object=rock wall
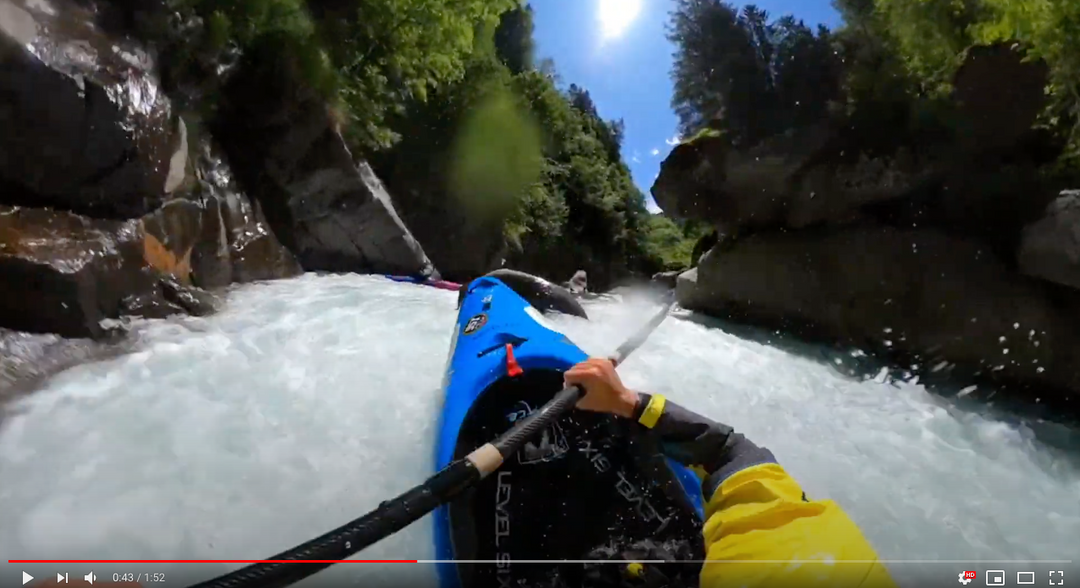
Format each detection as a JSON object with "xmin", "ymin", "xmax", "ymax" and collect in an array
[
  {"xmin": 0, "ymin": 0, "xmax": 300, "ymax": 345},
  {"xmin": 655, "ymin": 42, "xmax": 1080, "ymax": 410},
  {"xmin": 212, "ymin": 50, "xmax": 437, "ymax": 279}
]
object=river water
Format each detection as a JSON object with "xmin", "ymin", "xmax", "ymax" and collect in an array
[{"xmin": 1, "ymin": 274, "xmax": 1076, "ymax": 588}]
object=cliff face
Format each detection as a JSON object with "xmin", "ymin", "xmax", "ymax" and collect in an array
[
  {"xmin": 0, "ymin": 0, "xmax": 305, "ymax": 342},
  {"xmin": 0, "ymin": 0, "xmax": 437, "ymax": 396},
  {"xmin": 654, "ymin": 42, "xmax": 1080, "ymax": 412}
]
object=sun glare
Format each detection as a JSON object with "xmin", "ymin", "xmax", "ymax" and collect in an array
[{"xmin": 598, "ymin": 0, "xmax": 643, "ymax": 42}]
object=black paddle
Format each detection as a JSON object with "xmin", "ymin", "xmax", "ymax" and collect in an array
[{"xmin": 188, "ymin": 299, "xmax": 677, "ymax": 588}]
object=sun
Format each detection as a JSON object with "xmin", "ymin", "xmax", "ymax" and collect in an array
[{"xmin": 597, "ymin": 0, "xmax": 643, "ymax": 42}]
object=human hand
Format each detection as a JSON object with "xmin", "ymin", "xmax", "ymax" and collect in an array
[{"xmin": 564, "ymin": 358, "xmax": 640, "ymax": 419}]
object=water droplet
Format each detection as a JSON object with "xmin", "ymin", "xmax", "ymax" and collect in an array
[
  {"xmin": 1036, "ymin": 367, "xmax": 1045, "ymax": 373},
  {"xmin": 883, "ymin": 327, "xmax": 893, "ymax": 334},
  {"xmin": 999, "ymin": 336, "xmax": 1006, "ymax": 343},
  {"xmin": 1003, "ymin": 349, "xmax": 1009, "ymax": 355},
  {"xmin": 884, "ymin": 340, "xmax": 893, "ymax": 347},
  {"xmin": 1013, "ymin": 322, "xmax": 1019, "ymax": 329}
]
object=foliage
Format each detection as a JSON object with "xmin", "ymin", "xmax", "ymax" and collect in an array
[
  {"xmin": 350, "ymin": 4, "xmax": 681, "ymax": 282},
  {"xmin": 668, "ymin": 0, "xmax": 1080, "ymax": 166},
  {"xmin": 175, "ymin": 0, "xmax": 513, "ymax": 150},
  {"xmin": 494, "ymin": 3, "xmax": 536, "ymax": 75},
  {"xmin": 970, "ymin": 0, "xmax": 1080, "ymax": 163},
  {"xmin": 638, "ymin": 214, "xmax": 707, "ymax": 270},
  {"xmin": 170, "ymin": 0, "xmax": 699, "ymax": 282},
  {"xmin": 667, "ymin": 0, "xmax": 843, "ymax": 147}
]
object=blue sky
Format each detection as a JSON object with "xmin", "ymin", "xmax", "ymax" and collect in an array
[{"xmin": 529, "ymin": 0, "xmax": 843, "ymax": 211}]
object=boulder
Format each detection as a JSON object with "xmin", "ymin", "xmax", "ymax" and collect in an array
[
  {"xmin": 0, "ymin": 0, "xmax": 302, "ymax": 347},
  {"xmin": 678, "ymin": 227, "xmax": 1080, "ymax": 403},
  {"xmin": 652, "ymin": 269, "xmax": 683, "ymax": 289},
  {"xmin": 135, "ymin": 134, "xmax": 304, "ymax": 290},
  {"xmin": 675, "ymin": 267, "xmax": 698, "ymax": 302},
  {"xmin": 651, "ymin": 123, "xmax": 935, "ymax": 236},
  {"xmin": 1019, "ymin": 190, "xmax": 1080, "ymax": 290},
  {"xmin": 650, "ymin": 43, "xmax": 1054, "ymax": 244},
  {"xmin": 188, "ymin": 137, "xmax": 303, "ymax": 286},
  {"xmin": 1, "ymin": 327, "xmax": 129, "ymax": 400},
  {"xmin": 215, "ymin": 63, "xmax": 436, "ymax": 278},
  {"xmin": 0, "ymin": 0, "xmax": 186, "ymax": 218},
  {"xmin": 0, "ymin": 205, "xmax": 215, "ymax": 338}
]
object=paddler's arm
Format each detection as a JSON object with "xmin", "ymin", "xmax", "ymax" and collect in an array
[{"xmin": 565, "ymin": 358, "xmax": 899, "ymax": 588}]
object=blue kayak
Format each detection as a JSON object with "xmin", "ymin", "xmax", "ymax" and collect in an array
[{"xmin": 433, "ymin": 273, "xmax": 705, "ymax": 588}]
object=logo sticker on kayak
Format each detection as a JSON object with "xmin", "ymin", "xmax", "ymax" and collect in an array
[
  {"xmin": 463, "ymin": 313, "xmax": 488, "ymax": 335},
  {"xmin": 506, "ymin": 401, "xmax": 569, "ymax": 464}
]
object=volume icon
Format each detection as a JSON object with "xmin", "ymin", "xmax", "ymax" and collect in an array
[{"xmin": 83, "ymin": 573, "xmax": 95, "ymax": 585}]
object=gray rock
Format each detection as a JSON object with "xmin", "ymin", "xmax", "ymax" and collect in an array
[
  {"xmin": 0, "ymin": 0, "xmax": 185, "ymax": 218},
  {"xmin": 677, "ymin": 226, "xmax": 1080, "ymax": 402},
  {"xmin": 650, "ymin": 43, "xmax": 1054, "ymax": 244},
  {"xmin": 650, "ymin": 123, "xmax": 936, "ymax": 236},
  {"xmin": 652, "ymin": 270, "xmax": 683, "ymax": 289},
  {"xmin": 159, "ymin": 276, "xmax": 218, "ymax": 315},
  {"xmin": 0, "ymin": 327, "xmax": 129, "ymax": 401},
  {"xmin": 190, "ymin": 136, "xmax": 302, "ymax": 285},
  {"xmin": 216, "ymin": 72, "xmax": 436, "ymax": 278},
  {"xmin": 675, "ymin": 267, "xmax": 697, "ymax": 298},
  {"xmin": 1019, "ymin": 190, "xmax": 1080, "ymax": 290}
]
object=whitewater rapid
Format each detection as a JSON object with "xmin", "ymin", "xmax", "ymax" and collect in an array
[{"xmin": 1, "ymin": 274, "xmax": 1076, "ymax": 588}]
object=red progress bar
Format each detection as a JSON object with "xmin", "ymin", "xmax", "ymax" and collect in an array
[{"xmin": 9, "ymin": 560, "xmax": 417, "ymax": 564}]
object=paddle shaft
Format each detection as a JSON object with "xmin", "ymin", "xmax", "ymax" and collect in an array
[{"xmin": 188, "ymin": 301, "xmax": 675, "ymax": 588}]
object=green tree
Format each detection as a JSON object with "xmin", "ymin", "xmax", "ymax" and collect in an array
[
  {"xmin": 668, "ymin": 0, "xmax": 840, "ymax": 146},
  {"xmin": 323, "ymin": 0, "xmax": 515, "ymax": 149},
  {"xmin": 494, "ymin": 3, "xmax": 536, "ymax": 74}
]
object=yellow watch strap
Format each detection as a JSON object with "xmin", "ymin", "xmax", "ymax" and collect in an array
[{"xmin": 638, "ymin": 394, "xmax": 666, "ymax": 428}]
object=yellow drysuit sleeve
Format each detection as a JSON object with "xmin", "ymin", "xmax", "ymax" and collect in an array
[{"xmin": 630, "ymin": 392, "xmax": 899, "ymax": 588}]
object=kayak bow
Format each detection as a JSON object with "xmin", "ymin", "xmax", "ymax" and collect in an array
[{"xmin": 434, "ymin": 273, "xmax": 705, "ymax": 588}]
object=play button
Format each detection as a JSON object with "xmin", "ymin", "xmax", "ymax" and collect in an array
[{"xmin": 22, "ymin": 571, "xmax": 34, "ymax": 586}]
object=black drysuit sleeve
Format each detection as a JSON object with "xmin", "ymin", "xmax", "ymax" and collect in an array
[{"xmin": 630, "ymin": 392, "xmax": 778, "ymax": 499}]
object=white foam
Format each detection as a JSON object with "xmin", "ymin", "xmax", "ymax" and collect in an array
[{"xmin": 0, "ymin": 275, "xmax": 1076, "ymax": 587}]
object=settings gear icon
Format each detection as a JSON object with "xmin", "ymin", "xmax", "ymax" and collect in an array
[{"xmin": 958, "ymin": 572, "xmax": 973, "ymax": 585}]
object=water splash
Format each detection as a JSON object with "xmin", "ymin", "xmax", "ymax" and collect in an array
[{"xmin": 0, "ymin": 275, "xmax": 1077, "ymax": 587}]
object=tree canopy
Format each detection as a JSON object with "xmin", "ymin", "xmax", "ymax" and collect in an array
[
  {"xmin": 667, "ymin": 0, "xmax": 1080, "ymax": 164},
  {"xmin": 668, "ymin": 0, "xmax": 842, "ymax": 147},
  {"xmin": 165, "ymin": 0, "xmax": 731, "ymax": 284}
]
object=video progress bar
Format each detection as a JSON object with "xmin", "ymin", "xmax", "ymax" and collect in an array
[{"xmin": 10, "ymin": 560, "xmax": 1074, "ymax": 565}]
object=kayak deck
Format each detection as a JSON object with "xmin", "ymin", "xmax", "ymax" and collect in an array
[{"xmin": 446, "ymin": 369, "xmax": 705, "ymax": 587}]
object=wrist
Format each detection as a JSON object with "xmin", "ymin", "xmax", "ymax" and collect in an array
[{"xmin": 617, "ymin": 389, "xmax": 640, "ymax": 419}]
